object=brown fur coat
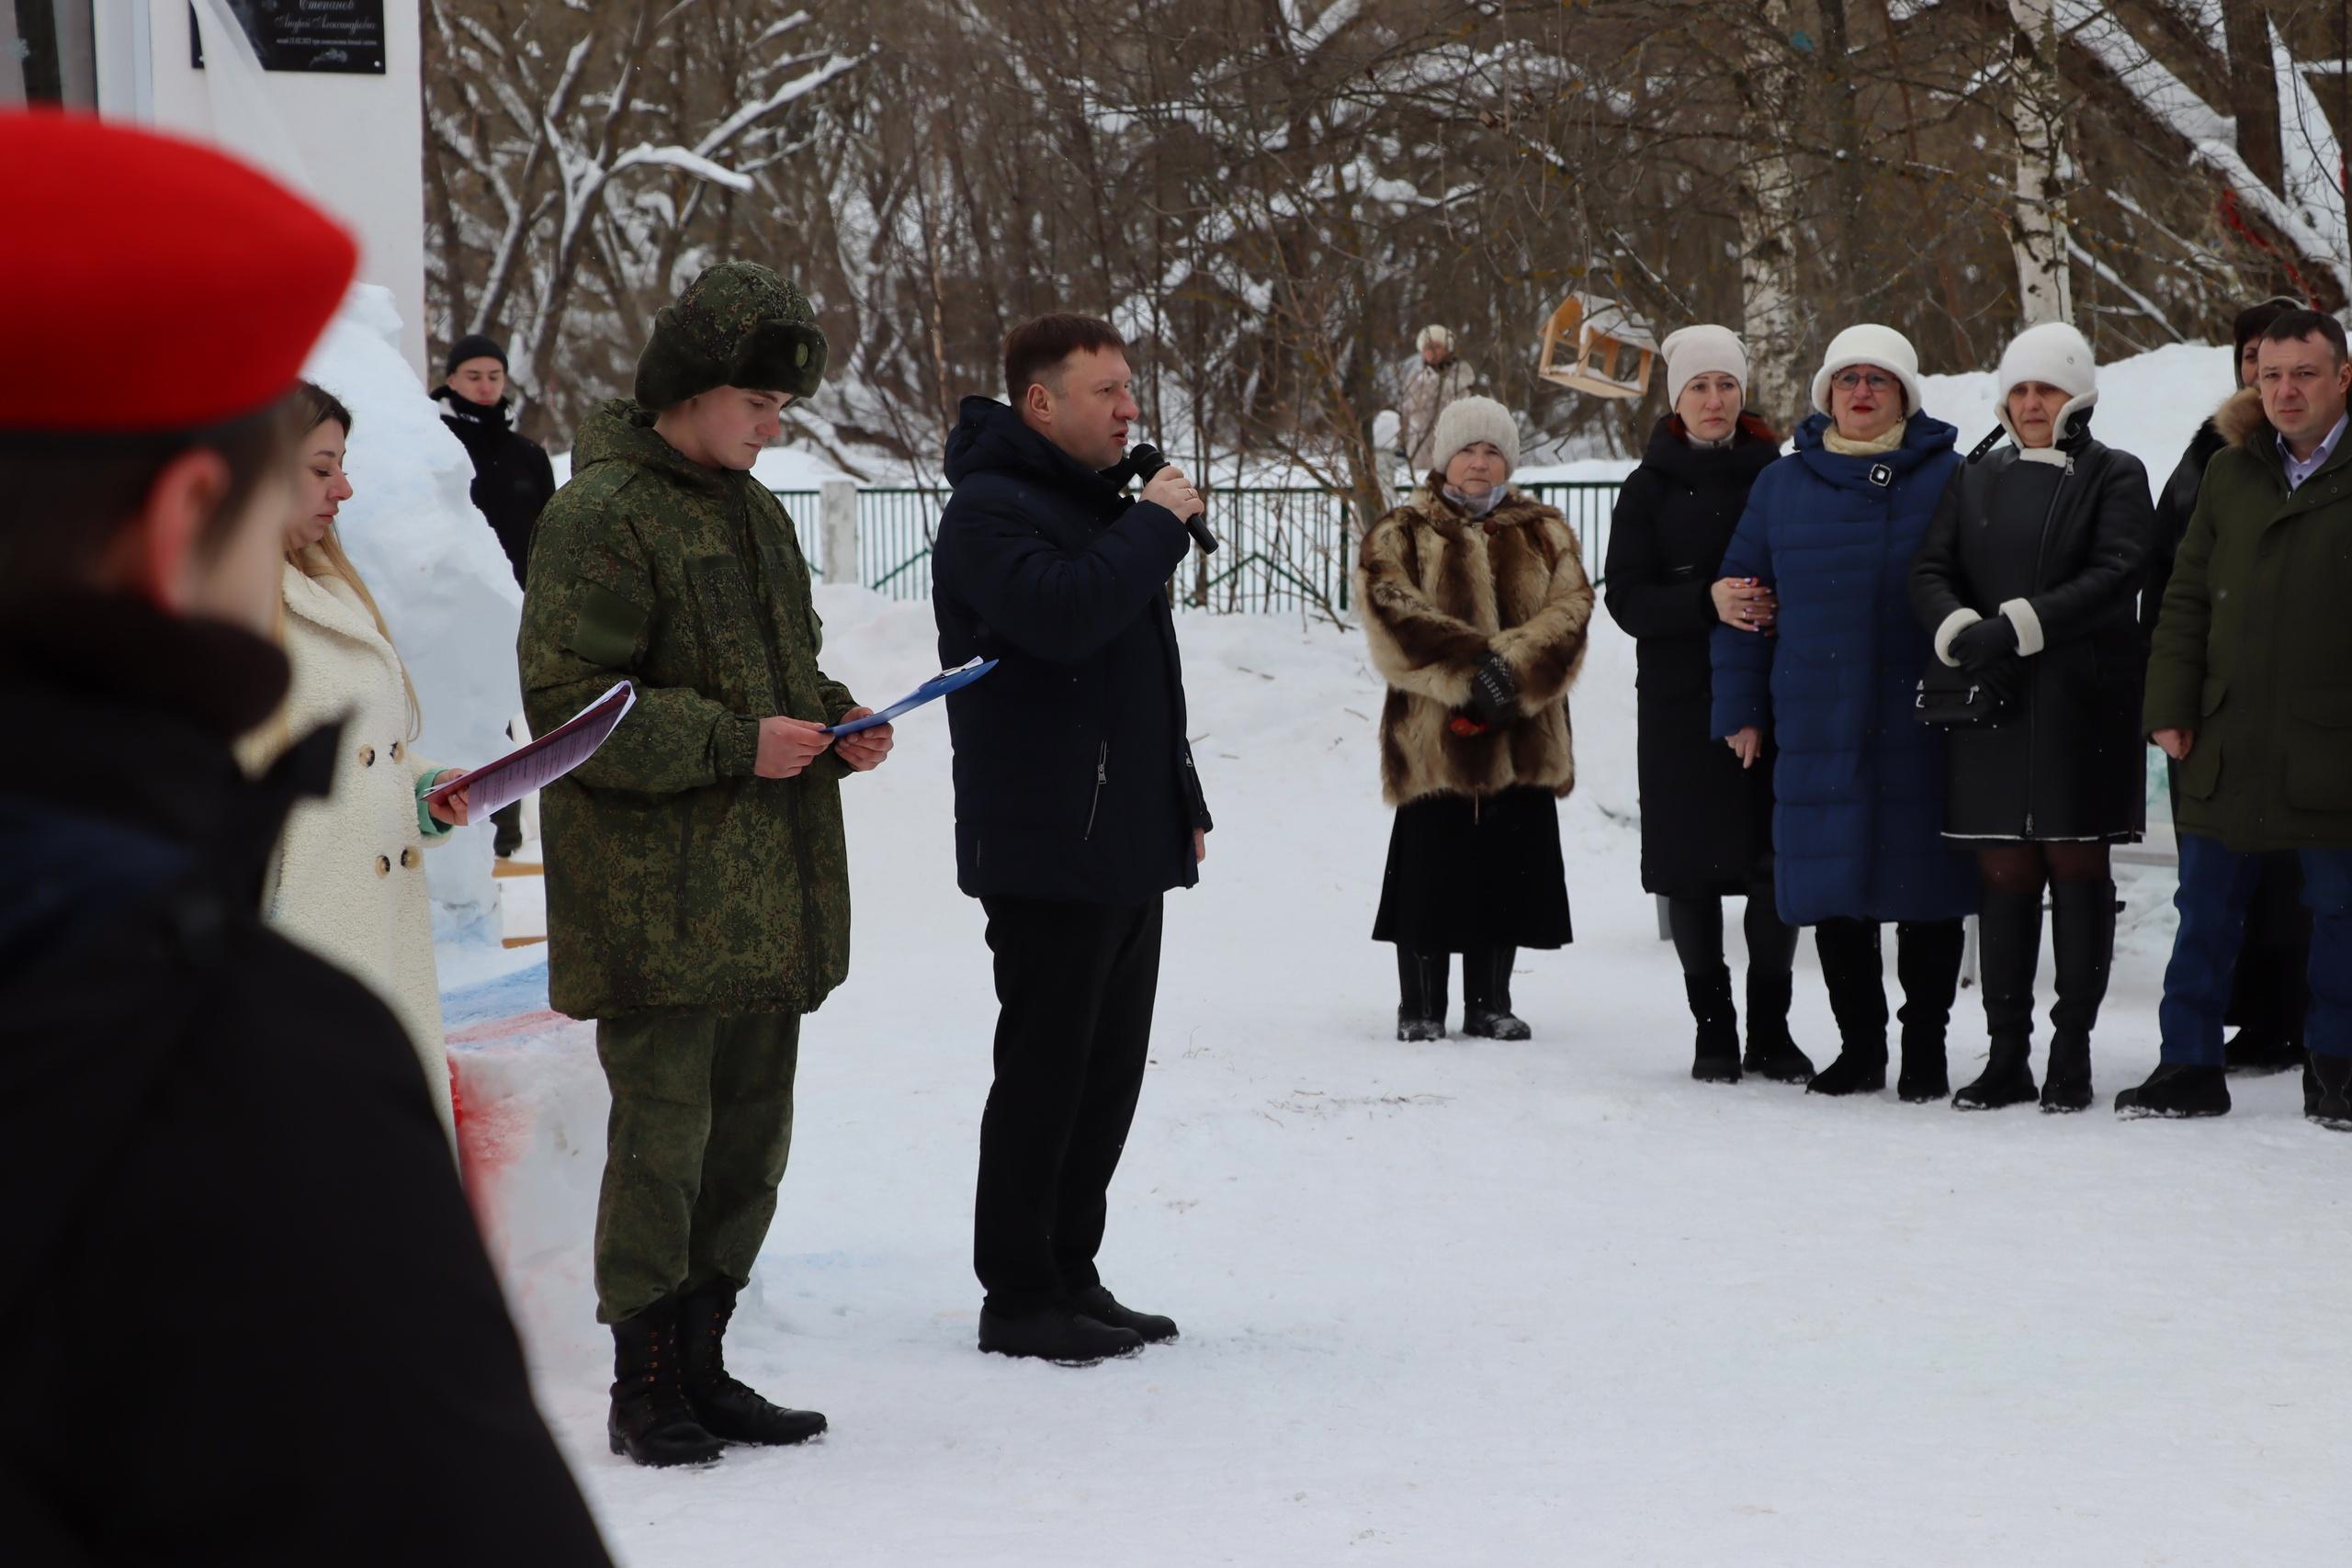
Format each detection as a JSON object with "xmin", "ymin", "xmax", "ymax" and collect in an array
[{"xmin": 1357, "ymin": 485, "xmax": 1594, "ymax": 807}]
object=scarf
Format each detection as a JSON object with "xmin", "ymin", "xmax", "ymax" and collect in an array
[
  {"xmin": 1442, "ymin": 483, "xmax": 1505, "ymax": 519},
  {"xmin": 1821, "ymin": 421, "xmax": 1906, "ymax": 457}
]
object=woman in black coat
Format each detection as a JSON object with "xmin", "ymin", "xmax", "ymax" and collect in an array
[
  {"xmin": 1604, "ymin": 325, "xmax": 1813, "ymax": 1085},
  {"xmin": 1911, "ymin": 322, "xmax": 2154, "ymax": 1113}
]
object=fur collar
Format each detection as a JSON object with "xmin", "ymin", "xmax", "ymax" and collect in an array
[{"xmin": 2215, "ymin": 388, "xmax": 2269, "ymax": 450}]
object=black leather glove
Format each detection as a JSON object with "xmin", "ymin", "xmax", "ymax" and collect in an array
[
  {"xmin": 1949, "ymin": 615, "xmax": 2020, "ymax": 672},
  {"xmin": 1467, "ymin": 652, "xmax": 1519, "ymax": 726},
  {"xmin": 1974, "ymin": 652, "xmax": 2025, "ymax": 710}
]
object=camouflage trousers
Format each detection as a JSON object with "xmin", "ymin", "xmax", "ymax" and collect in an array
[{"xmin": 593, "ymin": 1010, "xmax": 799, "ymax": 1325}]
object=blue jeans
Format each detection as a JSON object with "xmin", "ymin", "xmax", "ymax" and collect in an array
[{"xmin": 2159, "ymin": 834, "xmax": 2352, "ymax": 1065}]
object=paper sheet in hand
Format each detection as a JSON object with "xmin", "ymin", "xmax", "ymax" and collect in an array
[
  {"xmin": 825, "ymin": 658, "xmax": 997, "ymax": 736},
  {"xmin": 425, "ymin": 682, "xmax": 636, "ymax": 818}
]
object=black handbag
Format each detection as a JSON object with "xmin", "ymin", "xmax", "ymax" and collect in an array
[{"xmin": 1914, "ymin": 660, "xmax": 2008, "ymax": 728}]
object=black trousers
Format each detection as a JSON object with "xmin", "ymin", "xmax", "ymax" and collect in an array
[{"xmin": 973, "ymin": 895, "xmax": 1163, "ymax": 1314}]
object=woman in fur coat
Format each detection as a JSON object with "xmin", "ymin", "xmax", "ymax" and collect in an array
[
  {"xmin": 247, "ymin": 384, "xmax": 477, "ymax": 1138},
  {"xmin": 1357, "ymin": 396, "xmax": 1594, "ymax": 1042}
]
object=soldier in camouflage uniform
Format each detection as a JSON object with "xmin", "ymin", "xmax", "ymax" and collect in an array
[{"xmin": 519, "ymin": 262, "xmax": 894, "ymax": 1469}]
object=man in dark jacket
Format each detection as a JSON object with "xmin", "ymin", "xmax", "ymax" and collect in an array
[
  {"xmin": 435, "ymin": 332, "xmax": 560, "ymax": 857},
  {"xmin": 0, "ymin": 110, "xmax": 610, "ymax": 1563},
  {"xmin": 521, "ymin": 261, "xmax": 891, "ymax": 1465},
  {"xmin": 2140, "ymin": 296, "xmax": 2309, "ymax": 1076},
  {"xmin": 2132, "ymin": 309, "xmax": 2352, "ymax": 1129},
  {"xmin": 933, "ymin": 313, "xmax": 1213, "ymax": 1363}
]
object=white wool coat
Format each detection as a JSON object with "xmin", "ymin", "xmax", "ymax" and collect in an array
[{"xmin": 255, "ymin": 557, "xmax": 456, "ymax": 1137}]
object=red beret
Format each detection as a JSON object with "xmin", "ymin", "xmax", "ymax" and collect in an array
[{"xmin": 0, "ymin": 109, "xmax": 357, "ymax": 434}]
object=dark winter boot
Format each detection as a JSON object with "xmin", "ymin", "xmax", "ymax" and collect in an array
[
  {"xmin": 1740, "ymin": 969, "xmax": 1815, "ymax": 1083},
  {"xmin": 1686, "ymin": 965, "xmax": 1741, "ymax": 1083},
  {"xmin": 608, "ymin": 1295, "xmax": 727, "ymax": 1467},
  {"xmin": 1954, "ymin": 891, "xmax": 2041, "ymax": 1111},
  {"xmin": 1071, "ymin": 1285, "xmax": 1180, "ymax": 1344},
  {"xmin": 2114, "ymin": 1063, "xmax": 2232, "ymax": 1120},
  {"xmin": 1462, "ymin": 945, "xmax": 1532, "ymax": 1041},
  {"xmin": 2041, "ymin": 880, "xmax": 2114, "ymax": 1113},
  {"xmin": 2223, "ymin": 943, "xmax": 2308, "ymax": 1075},
  {"xmin": 2305, "ymin": 1054, "xmax": 2352, "ymax": 1132},
  {"xmin": 1809, "ymin": 924, "xmax": 1888, "ymax": 1097},
  {"xmin": 677, "ymin": 1280, "xmax": 828, "ymax": 1446},
  {"xmin": 978, "ymin": 1304, "xmax": 1146, "ymax": 1365},
  {"xmin": 1894, "ymin": 920, "xmax": 1964, "ymax": 1103},
  {"xmin": 1396, "ymin": 947, "xmax": 1449, "ymax": 1042}
]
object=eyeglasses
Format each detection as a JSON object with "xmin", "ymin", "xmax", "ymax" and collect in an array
[{"xmin": 1830, "ymin": 370, "xmax": 1898, "ymax": 393}]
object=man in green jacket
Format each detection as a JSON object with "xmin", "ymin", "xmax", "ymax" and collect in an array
[
  {"xmin": 2133, "ymin": 307, "xmax": 2352, "ymax": 1130},
  {"xmin": 520, "ymin": 262, "xmax": 895, "ymax": 1466}
]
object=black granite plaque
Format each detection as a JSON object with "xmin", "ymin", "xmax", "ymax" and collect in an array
[{"xmin": 191, "ymin": 1, "xmax": 388, "ymax": 75}]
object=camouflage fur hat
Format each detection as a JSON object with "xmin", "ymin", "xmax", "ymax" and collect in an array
[{"xmin": 634, "ymin": 261, "xmax": 829, "ymax": 409}]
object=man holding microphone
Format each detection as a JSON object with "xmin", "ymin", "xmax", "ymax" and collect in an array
[{"xmin": 933, "ymin": 314, "xmax": 1214, "ymax": 1363}]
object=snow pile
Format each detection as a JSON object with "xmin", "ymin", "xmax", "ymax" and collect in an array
[{"xmin": 304, "ymin": 286, "xmax": 522, "ymax": 937}]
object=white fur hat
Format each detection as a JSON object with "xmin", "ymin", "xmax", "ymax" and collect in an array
[
  {"xmin": 1995, "ymin": 321, "xmax": 2098, "ymax": 456},
  {"xmin": 1810, "ymin": 323, "xmax": 1924, "ymax": 415},
  {"xmin": 1417, "ymin": 323, "xmax": 1455, "ymax": 352},
  {"xmin": 1659, "ymin": 324, "xmax": 1748, "ymax": 410},
  {"xmin": 1429, "ymin": 395, "xmax": 1520, "ymax": 475}
]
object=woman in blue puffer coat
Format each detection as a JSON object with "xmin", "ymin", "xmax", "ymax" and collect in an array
[{"xmin": 1710, "ymin": 324, "xmax": 1981, "ymax": 1101}]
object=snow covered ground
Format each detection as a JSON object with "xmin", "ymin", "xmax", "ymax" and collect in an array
[{"xmin": 447, "ymin": 584, "xmax": 2347, "ymax": 1567}]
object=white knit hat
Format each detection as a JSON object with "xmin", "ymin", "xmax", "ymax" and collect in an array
[
  {"xmin": 1417, "ymin": 323, "xmax": 1455, "ymax": 352},
  {"xmin": 1995, "ymin": 321, "xmax": 2098, "ymax": 455},
  {"xmin": 1429, "ymin": 395, "xmax": 1519, "ymax": 475},
  {"xmin": 1659, "ymin": 324, "xmax": 1748, "ymax": 410},
  {"xmin": 1810, "ymin": 323, "xmax": 1924, "ymax": 415}
]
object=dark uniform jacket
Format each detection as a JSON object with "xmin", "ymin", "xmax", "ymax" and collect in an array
[
  {"xmin": 435, "ymin": 386, "xmax": 558, "ymax": 588},
  {"xmin": 0, "ymin": 597, "xmax": 609, "ymax": 1566},
  {"xmin": 932, "ymin": 397, "xmax": 1211, "ymax": 907}
]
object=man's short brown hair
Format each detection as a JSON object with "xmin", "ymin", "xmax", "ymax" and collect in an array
[
  {"xmin": 1004, "ymin": 314, "xmax": 1125, "ymax": 404},
  {"xmin": 2260, "ymin": 309, "xmax": 2350, "ymax": 366}
]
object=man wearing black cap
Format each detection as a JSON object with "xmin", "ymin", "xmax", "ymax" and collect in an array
[{"xmin": 0, "ymin": 110, "xmax": 609, "ymax": 1564}]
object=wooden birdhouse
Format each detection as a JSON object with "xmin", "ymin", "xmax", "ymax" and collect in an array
[{"xmin": 1537, "ymin": 292, "xmax": 1657, "ymax": 400}]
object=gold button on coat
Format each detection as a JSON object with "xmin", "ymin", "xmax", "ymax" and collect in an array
[
  {"xmin": 359, "ymin": 745, "xmax": 376, "ymax": 767},
  {"xmin": 390, "ymin": 740, "xmax": 404, "ymax": 762},
  {"xmin": 399, "ymin": 847, "xmax": 420, "ymax": 870},
  {"xmin": 374, "ymin": 854, "xmax": 391, "ymax": 877}
]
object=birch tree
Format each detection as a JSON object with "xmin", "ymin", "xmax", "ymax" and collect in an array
[{"xmin": 2008, "ymin": 0, "xmax": 2073, "ymax": 324}]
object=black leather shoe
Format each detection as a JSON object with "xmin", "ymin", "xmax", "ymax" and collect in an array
[
  {"xmin": 1806, "ymin": 1048, "xmax": 1887, "ymax": 1097},
  {"xmin": 1070, "ymin": 1286, "xmax": 1179, "ymax": 1344},
  {"xmin": 2114, "ymin": 1063, "xmax": 2231, "ymax": 1119},
  {"xmin": 978, "ymin": 1304, "xmax": 1145, "ymax": 1365},
  {"xmin": 608, "ymin": 1296, "xmax": 727, "ymax": 1468},
  {"xmin": 678, "ymin": 1282, "xmax": 827, "ymax": 1446}
]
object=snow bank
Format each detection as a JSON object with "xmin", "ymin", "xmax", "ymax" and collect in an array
[
  {"xmin": 304, "ymin": 286, "xmax": 521, "ymax": 937},
  {"xmin": 1919, "ymin": 339, "xmax": 2231, "ymax": 493}
]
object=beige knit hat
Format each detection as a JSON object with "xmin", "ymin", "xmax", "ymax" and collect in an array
[
  {"xmin": 1429, "ymin": 395, "xmax": 1519, "ymax": 475},
  {"xmin": 1659, "ymin": 324, "xmax": 1748, "ymax": 410}
]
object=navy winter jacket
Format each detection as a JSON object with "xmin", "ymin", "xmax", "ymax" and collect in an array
[
  {"xmin": 1709, "ymin": 411, "xmax": 1979, "ymax": 925},
  {"xmin": 932, "ymin": 397, "xmax": 1212, "ymax": 906}
]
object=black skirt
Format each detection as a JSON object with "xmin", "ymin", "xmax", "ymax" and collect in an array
[{"xmin": 1372, "ymin": 786, "xmax": 1573, "ymax": 952}]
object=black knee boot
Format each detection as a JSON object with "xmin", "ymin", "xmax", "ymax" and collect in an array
[
  {"xmin": 1463, "ymin": 946, "xmax": 1531, "ymax": 1040},
  {"xmin": 2041, "ymin": 880, "xmax": 2114, "ymax": 1112},
  {"xmin": 1894, "ymin": 920, "xmax": 1964, "ymax": 1103},
  {"xmin": 1741, "ymin": 969, "xmax": 1815, "ymax": 1082},
  {"xmin": 1954, "ymin": 892, "xmax": 2041, "ymax": 1111},
  {"xmin": 1686, "ymin": 964, "xmax": 1740, "ymax": 1082},
  {"xmin": 1396, "ymin": 947, "xmax": 1450, "ymax": 1042},
  {"xmin": 1809, "ymin": 922, "xmax": 1889, "ymax": 1097}
]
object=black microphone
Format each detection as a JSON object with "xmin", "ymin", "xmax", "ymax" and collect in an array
[{"xmin": 1123, "ymin": 442, "xmax": 1218, "ymax": 555}]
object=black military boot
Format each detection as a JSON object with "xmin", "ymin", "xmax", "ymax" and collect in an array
[
  {"xmin": 2305, "ymin": 1054, "xmax": 2352, "ymax": 1131},
  {"xmin": 609, "ymin": 1295, "xmax": 727, "ymax": 1467},
  {"xmin": 978, "ymin": 1303, "xmax": 1146, "ymax": 1365},
  {"xmin": 2114, "ymin": 1063, "xmax": 2232, "ymax": 1119},
  {"xmin": 678, "ymin": 1280, "xmax": 828, "ymax": 1446},
  {"xmin": 1396, "ymin": 946, "xmax": 1449, "ymax": 1043},
  {"xmin": 2041, "ymin": 881, "xmax": 2114, "ymax": 1113},
  {"xmin": 1741, "ymin": 968, "xmax": 1815, "ymax": 1083},
  {"xmin": 1071, "ymin": 1285, "xmax": 1180, "ymax": 1344},
  {"xmin": 1808, "ymin": 923, "xmax": 1888, "ymax": 1097},
  {"xmin": 1954, "ymin": 891, "xmax": 2041, "ymax": 1111},
  {"xmin": 1462, "ymin": 945, "xmax": 1532, "ymax": 1040},
  {"xmin": 1895, "ymin": 920, "xmax": 1964, "ymax": 1103},
  {"xmin": 1686, "ymin": 964, "xmax": 1741, "ymax": 1083}
]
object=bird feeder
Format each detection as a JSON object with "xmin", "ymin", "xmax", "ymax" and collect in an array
[{"xmin": 1537, "ymin": 291, "xmax": 1657, "ymax": 400}]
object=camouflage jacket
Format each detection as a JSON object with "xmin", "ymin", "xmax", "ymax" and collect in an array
[{"xmin": 519, "ymin": 400, "xmax": 857, "ymax": 1020}]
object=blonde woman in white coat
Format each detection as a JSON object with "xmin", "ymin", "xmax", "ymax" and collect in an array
[{"xmin": 252, "ymin": 384, "xmax": 477, "ymax": 1139}]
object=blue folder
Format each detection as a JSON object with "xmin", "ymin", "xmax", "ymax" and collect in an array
[{"xmin": 825, "ymin": 658, "xmax": 998, "ymax": 736}]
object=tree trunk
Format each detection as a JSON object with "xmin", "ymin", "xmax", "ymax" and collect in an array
[
  {"xmin": 2008, "ymin": 0, "xmax": 2073, "ymax": 325},
  {"xmin": 2225, "ymin": 0, "xmax": 2285, "ymax": 190},
  {"xmin": 1736, "ymin": 2, "xmax": 1804, "ymax": 425}
]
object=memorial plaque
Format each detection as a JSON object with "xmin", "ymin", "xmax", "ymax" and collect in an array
[{"xmin": 191, "ymin": 1, "xmax": 389, "ymax": 75}]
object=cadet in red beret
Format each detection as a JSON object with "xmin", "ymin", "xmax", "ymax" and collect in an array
[{"xmin": 0, "ymin": 110, "xmax": 613, "ymax": 1566}]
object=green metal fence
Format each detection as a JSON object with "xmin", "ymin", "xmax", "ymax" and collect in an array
[{"xmin": 773, "ymin": 480, "xmax": 1624, "ymax": 611}]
